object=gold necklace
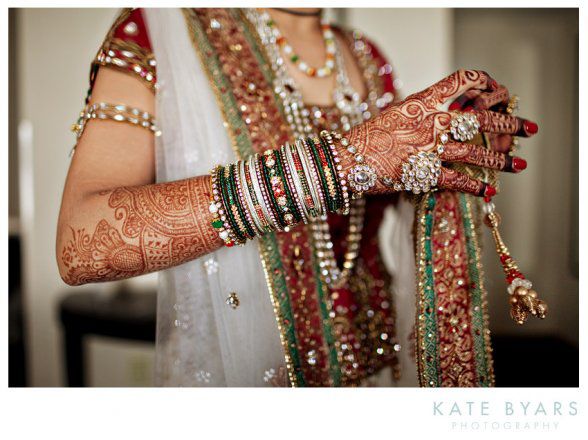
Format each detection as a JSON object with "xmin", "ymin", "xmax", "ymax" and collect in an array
[{"xmin": 247, "ymin": 8, "xmax": 371, "ymax": 289}]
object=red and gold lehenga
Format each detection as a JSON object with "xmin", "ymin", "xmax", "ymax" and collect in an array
[{"xmin": 82, "ymin": 8, "xmax": 495, "ymax": 387}]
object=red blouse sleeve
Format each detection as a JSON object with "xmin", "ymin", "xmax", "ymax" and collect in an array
[{"xmin": 88, "ymin": 8, "xmax": 157, "ymax": 102}]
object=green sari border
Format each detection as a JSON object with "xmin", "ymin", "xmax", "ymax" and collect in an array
[
  {"xmin": 459, "ymin": 194, "xmax": 495, "ymax": 387},
  {"xmin": 415, "ymin": 194, "xmax": 440, "ymax": 387}
]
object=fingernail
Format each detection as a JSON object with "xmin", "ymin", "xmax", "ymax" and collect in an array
[
  {"xmin": 524, "ymin": 120, "xmax": 539, "ymax": 134},
  {"xmin": 449, "ymin": 102, "xmax": 462, "ymax": 111},
  {"xmin": 463, "ymin": 105, "xmax": 474, "ymax": 112},
  {"xmin": 489, "ymin": 78, "xmax": 499, "ymax": 89},
  {"xmin": 484, "ymin": 184, "xmax": 497, "ymax": 198},
  {"xmin": 512, "ymin": 157, "xmax": 527, "ymax": 172}
]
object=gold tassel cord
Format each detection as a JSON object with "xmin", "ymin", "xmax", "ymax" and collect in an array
[
  {"xmin": 483, "ymin": 206, "xmax": 548, "ymax": 325},
  {"xmin": 475, "ymin": 94, "xmax": 547, "ymax": 325}
]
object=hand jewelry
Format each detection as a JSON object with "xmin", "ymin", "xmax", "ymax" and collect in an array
[
  {"xmin": 393, "ymin": 151, "xmax": 442, "ymax": 194},
  {"xmin": 449, "ymin": 112, "xmax": 480, "ymax": 142},
  {"xmin": 333, "ymin": 134, "xmax": 377, "ymax": 198}
]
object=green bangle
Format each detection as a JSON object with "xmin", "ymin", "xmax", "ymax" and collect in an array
[
  {"xmin": 220, "ymin": 165, "xmax": 247, "ymax": 243},
  {"xmin": 260, "ymin": 152, "xmax": 288, "ymax": 230},
  {"xmin": 306, "ymin": 137, "xmax": 336, "ymax": 212},
  {"xmin": 273, "ymin": 149, "xmax": 302, "ymax": 224},
  {"xmin": 318, "ymin": 135, "xmax": 343, "ymax": 211}
]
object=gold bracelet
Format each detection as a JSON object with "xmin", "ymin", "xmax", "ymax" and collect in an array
[{"xmin": 71, "ymin": 102, "xmax": 161, "ymax": 140}]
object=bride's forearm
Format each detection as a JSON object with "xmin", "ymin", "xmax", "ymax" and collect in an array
[{"xmin": 57, "ymin": 175, "xmax": 223, "ymax": 286}]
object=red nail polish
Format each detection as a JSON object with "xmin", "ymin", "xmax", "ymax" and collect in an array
[
  {"xmin": 484, "ymin": 185, "xmax": 497, "ymax": 198},
  {"xmin": 463, "ymin": 105, "xmax": 474, "ymax": 112},
  {"xmin": 524, "ymin": 121, "xmax": 539, "ymax": 134},
  {"xmin": 512, "ymin": 157, "xmax": 527, "ymax": 171},
  {"xmin": 449, "ymin": 102, "xmax": 461, "ymax": 111},
  {"xmin": 484, "ymin": 196, "xmax": 492, "ymax": 203}
]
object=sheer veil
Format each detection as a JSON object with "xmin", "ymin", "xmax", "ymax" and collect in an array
[
  {"xmin": 144, "ymin": 8, "xmax": 418, "ymax": 387},
  {"xmin": 145, "ymin": 8, "xmax": 286, "ymax": 387}
]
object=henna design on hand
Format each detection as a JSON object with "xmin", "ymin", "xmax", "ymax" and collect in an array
[
  {"xmin": 437, "ymin": 168, "xmax": 485, "ymax": 196},
  {"xmin": 440, "ymin": 142, "xmax": 512, "ymax": 171},
  {"xmin": 340, "ymin": 70, "xmax": 536, "ymax": 195},
  {"xmin": 473, "ymin": 85, "xmax": 510, "ymax": 111},
  {"xmin": 341, "ymin": 70, "xmax": 492, "ymax": 193},
  {"xmin": 471, "ymin": 110, "xmax": 525, "ymax": 136},
  {"xmin": 60, "ymin": 176, "xmax": 222, "ymax": 285}
]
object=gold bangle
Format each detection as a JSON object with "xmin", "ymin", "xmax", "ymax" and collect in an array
[{"xmin": 71, "ymin": 102, "xmax": 161, "ymax": 140}]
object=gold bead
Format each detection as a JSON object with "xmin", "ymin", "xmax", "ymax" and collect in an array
[
  {"xmin": 536, "ymin": 301, "xmax": 548, "ymax": 318},
  {"xmin": 522, "ymin": 294, "xmax": 535, "ymax": 309}
]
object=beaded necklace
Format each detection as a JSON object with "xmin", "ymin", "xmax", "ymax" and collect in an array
[
  {"xmin": 246, "ymin": 8, "xmax": 377, "ymax": 289},
  {"xmin": 265, "ymin": 15, "xmax": 336, "ymax": 78}
]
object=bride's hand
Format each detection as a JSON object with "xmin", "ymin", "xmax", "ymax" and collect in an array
[{"xmin": 341, "ymin": 69, "xmax": 538, "ymax": 197}]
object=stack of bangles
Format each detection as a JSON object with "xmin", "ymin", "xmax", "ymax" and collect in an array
[{"xmin": 209, "ymin": 130, "xmax": 352, "ymax": 246}]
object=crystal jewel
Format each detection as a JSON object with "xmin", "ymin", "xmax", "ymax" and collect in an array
[
  {"xmin": 226, "ymin": 292, "xmax": 240, "ymax": 309},
  {"xmin": 203, "ymin": 257, "xmax": 219, "ymax": 275}
]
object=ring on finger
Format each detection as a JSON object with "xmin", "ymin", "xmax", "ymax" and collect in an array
[
  {"xmin": 392, "ymin": 151, "xmax": 442, "ymax": 194},
  {"xmin": 450, "ymin": 112, "xmax": 480, "ymax": 142}
]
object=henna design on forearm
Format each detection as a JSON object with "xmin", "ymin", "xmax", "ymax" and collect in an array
[{"xmin": 60, "ymin": 176, "xmax": 223, "ymax": 285}]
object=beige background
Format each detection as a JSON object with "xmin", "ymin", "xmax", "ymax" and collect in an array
[{"xmin": 9, "ymin": 8, "xmax": 578, "ymax": 386}]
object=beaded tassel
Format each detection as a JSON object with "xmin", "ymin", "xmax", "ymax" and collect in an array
[{"xmin": 483, "ymin": 201, "xmax": 548, "ymax": 325}]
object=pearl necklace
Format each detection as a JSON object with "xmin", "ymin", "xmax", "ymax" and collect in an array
[
  {"xmin": 265, "ymin": 15, "xmax": 336, "ymax": 78},
  {"xmin": 246, "ymin": 8, "xmax": 374, "ymax": 289}
]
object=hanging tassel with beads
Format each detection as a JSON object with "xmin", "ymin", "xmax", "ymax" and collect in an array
[{"xmin": 482, "ymin": 200, "xmax": 548, "ymax": 324}]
